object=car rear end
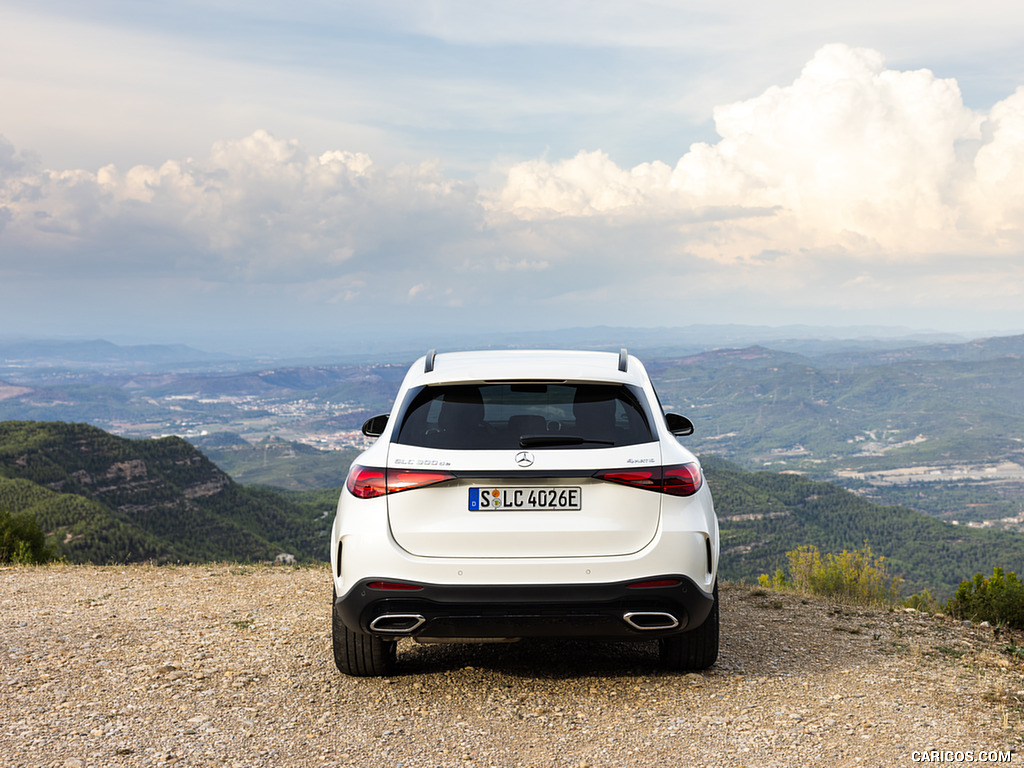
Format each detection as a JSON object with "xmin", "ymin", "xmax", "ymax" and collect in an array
[{"xmin": 330, "ymin": 350, "xmax": 719, "ymax": 675}]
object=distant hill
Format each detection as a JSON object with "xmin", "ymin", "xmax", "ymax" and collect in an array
[
  {"xmin": 190, "ymin": 433, "xmax": 359, "ymax": 490},
  {"xmin": 0, "ymin": 338, "xmax": 225, "ymax": 368},
  {"xmin": 808, "ymin": 332, "xmax": 1024, "ymax": 367},
  {"xmin": 705, "ymin": 456, "xmax": 1024, "ymax": 598},
  {"xmin": 2, "ymin": 420, "xmax": 1022, "ymax": 599},
  {"xmin": 648, "ymin": 341, "xmax": 1024, "ymax": 477},
  {"xmin": 0, "ymin": 421, "xmax": 332, "ymax": 563}
]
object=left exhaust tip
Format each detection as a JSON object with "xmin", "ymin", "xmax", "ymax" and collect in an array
[{"xmin": 623, "ymin": 611, "xmax": 680, "ymax": 631}]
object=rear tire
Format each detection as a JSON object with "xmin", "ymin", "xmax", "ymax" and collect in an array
[
  {"xmin": 332, "ymin": 587, "xmax": 397, "ymax": 676},
  {"xmin": 659, "ymin": 581, "xmax": 719, "ymax": 671}
]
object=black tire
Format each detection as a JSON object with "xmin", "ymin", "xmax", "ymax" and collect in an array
[
  {"xmin": 659, "ymin": 581, "xmax": 719, "ymax": 671},
  {"xmin": 332, "ymin": 588, "xmax": 397, "ymax": 677}
]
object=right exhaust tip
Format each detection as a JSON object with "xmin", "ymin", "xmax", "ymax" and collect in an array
[{"xmin": 623, "ymin": 611, "xmax": 680, "ymax": 631}]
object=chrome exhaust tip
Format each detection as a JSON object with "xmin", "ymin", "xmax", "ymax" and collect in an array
[
  {"xmin": 623, "ymin": 611, "xmax": 680, "ymax": 631},
  {"xmin": 369, "ymin": 613, "xmax": 426, "ymax": 634}
]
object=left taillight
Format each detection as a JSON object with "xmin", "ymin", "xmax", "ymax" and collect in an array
[
  {"xmin": 594, "ymin": 462, "xmax": 703, "ymax": 497},
  {"xmin": 346, "ymin": 466, "xmax": 387, "ymax": 498},
  {"xmin": 346, "ymin": 465, "xmax": 455, "ymax": 498}
]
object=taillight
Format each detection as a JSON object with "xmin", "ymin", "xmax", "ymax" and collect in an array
[
  {"xmin": 662, "ymin": 463, "xmax": 703, "ymax": 496},
  {"xmin": 595, "ymin": 469, "xmax": 661, "ymax": 489},
  {"xmin": 347, "ymin": 466, "xmax": 387, "ymax": 498},
  {"xmin": 594, "ymin": 463, "xmax": 702, "ymax": 497},
  {"xmin": 346, "ymin": 465, "xmax": 454, "ymax": 498},
  {"xmin": 387, "ymin": 469, "xmax": 456, "ymax": 493}
]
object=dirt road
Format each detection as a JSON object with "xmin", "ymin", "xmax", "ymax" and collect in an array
[{"xmin": 2, "ymin": 565, "xmax": 1021, "ymax": 767}]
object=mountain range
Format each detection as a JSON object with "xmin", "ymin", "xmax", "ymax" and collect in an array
[
  {"xmin": 0, "ymin": 421, "xmax": 331, "ymax": 564},
  {"xmin": 2, "ymin": 419, "xmax": 1022, "ymax": 599}
]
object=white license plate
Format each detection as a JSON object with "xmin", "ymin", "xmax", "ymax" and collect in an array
[{"xmin": 469, "ymin": 487, "xmax": 581, "ymax": 511}]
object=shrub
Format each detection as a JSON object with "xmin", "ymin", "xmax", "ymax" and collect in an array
[
  {"xmin": 758, "ymin": 543, "xmax": 902, "ymax": 605},
  {"xmin": 759, "ymin": 568, "xmax": 789, "ymax": 591},
  {"xmin": 945, "ymin": 568, "xmax": 1024, "ymax": 630},
  {"xmin": 903, "ymin": 588, "xmax": 940, "ymax": 613},
  {"xmin": 0, "ymin": 509, "xmax": 54, "ymax": 564}
]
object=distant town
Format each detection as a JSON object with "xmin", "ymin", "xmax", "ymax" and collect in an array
[
  {"xmin": 3, "ymin": 331, "xmax": 1024, "ymax": 531},
  {"xmin": 115, "ymin": 393, "xmax": 376, "ymax": 453}
]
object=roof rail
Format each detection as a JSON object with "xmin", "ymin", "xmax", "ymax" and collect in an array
[
  {"xmin": 424, "ymin": 349, "xmax": 437, "ymax": 373},
  {"xmin": 618, "ymin": 348, "xmax": 628, "ymax": 372}
]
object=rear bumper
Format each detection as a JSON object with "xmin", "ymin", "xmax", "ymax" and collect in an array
[{"xmin": 334, "ymin": 575, "xmax": 715, "ymax": 641}]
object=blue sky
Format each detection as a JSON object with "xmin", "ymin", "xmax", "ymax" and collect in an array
[{"xmin": 2, "ymin": 1, "xmax": 1024, "ymax": 350}]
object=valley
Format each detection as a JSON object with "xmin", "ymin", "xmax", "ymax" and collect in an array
[{"xmin": 3, "ymin": 329, "xmax": 1024, "ymax": 532}]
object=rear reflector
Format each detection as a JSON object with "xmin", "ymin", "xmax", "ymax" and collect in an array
[
  {"xmin": 346, "ymin": 465, "xmax": 455, "ymax": 498},
  {"xmin": 367, "ymin": 581, "xmax": 424, "ymax": 591},
  {"xmin": 627, "ymin": 579, "xmax": 682, "ymax": 589}
]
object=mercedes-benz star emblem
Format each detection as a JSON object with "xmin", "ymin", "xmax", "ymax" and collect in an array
[{"xmin": 515, "ymin": 451, "xmax": 535, "ymax": 467}]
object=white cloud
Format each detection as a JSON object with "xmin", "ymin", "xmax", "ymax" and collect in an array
[
  {"xmin": 3, "ymin": 44, "xmax": 1024, "ymax": 335},
  {"xmin": 493, "ymin": 45, "xmax": 1024, "ymax": 266},
  {"xmin": 0, "ymin": 130, "xmax": 482, "ymax": 281},
  {"xmin": 967, "ymin": 87, "xmax": 1024, "ymax": 242}
]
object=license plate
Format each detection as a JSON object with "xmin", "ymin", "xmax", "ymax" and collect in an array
[{"xmin": 469, "ymin": 487, "xmax": 581, "ymax": 511}]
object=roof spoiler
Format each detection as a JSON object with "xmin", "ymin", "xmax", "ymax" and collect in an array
[{"xmin": 425, "ymin": 348, "xmax": 626, "ymax": 373}]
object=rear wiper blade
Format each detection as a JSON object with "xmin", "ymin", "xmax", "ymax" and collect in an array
[{"xmin": 519, "ymin": 434, "xmax": 615, "ymax": 447}]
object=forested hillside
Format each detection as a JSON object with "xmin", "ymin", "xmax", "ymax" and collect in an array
[
  {"xmin": 648, "ymin": 340, "xmax": 1024, "ymax": 471},
  {"xmin": 0, "ymin": 421, "xmax": 332, "ymax": 563},
  {"xmin": 191, "ymin": 434, "xmax": 359, "ymax": 490},
  {"xmin": 4, "ymin": 333, "xmax": 1024, "ymax": 529},
  {"xmin": 705, "ymin": 457, "xmax": 1024, "ymax": 597},
  {"xmin": 2, "ymin": 420, "xmax": 1021, "ymax": 599}
]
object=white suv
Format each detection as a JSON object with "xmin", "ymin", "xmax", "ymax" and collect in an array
[{"xmin": 330, "ymin": 349, "xmax": 719, "ymax": 676}]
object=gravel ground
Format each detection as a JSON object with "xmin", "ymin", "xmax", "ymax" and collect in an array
[{"xmin": 2, "ymin": 564, "xmax": 1022, "ymax": 768}]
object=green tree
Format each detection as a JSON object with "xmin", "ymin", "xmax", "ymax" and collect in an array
[
  {"xmin": 945, "ymin": 568, "xmax": 1024, "ymax": 629},
  {"xmin": 0, "ymin": 509, "xmax": 54, "ymax": 564}
]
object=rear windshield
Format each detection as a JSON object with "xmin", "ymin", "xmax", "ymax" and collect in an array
[{"xmin": 395, "ymin": 383, "xmax": 654, "ymax": 450}]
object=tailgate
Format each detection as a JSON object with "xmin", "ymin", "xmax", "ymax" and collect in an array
[{"xmin": 386, "ymin": 445, "xmax": 662, "ymax": 558}]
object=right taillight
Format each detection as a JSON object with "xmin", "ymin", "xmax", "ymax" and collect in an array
[
  {"xmin": 595, "ymin": 463, "xmax": 702, "ymax": 497},
  {"xmin": 346, "ymin": 465, "xmax": 454, "ymax": 498},
  {"xmin": 661, "ymin": 463, "xmax": 703, "ymax": 496}
]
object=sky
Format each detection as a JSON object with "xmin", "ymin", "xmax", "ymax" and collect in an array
[{"xmin": 2, "ymin": 1, "xmax": 1024, "ymax": 351}]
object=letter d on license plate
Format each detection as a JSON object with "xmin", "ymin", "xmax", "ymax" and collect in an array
[{"xmin": 469, "ymin": 487, "xmax": 581, "ymax": 511}]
